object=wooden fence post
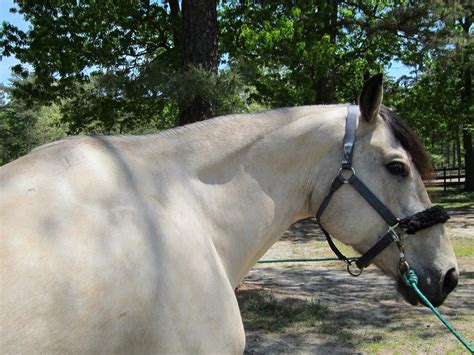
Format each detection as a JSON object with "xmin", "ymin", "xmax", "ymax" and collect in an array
[{"xmin": 444, "ymin": 167, "xmax": 447, "ymax": 192}]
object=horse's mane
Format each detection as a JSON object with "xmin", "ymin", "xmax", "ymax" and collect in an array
[{"xmin": 379, "ymin": 105, "xmax": 433, "ymax": 180}]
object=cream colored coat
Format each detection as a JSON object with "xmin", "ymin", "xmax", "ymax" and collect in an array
[{"xmin": 0, "ymin": 97, "xmax": 457, "ymax": 353}]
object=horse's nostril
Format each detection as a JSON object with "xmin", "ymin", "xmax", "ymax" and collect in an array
[{"xmin": 442, "ymin": 268, "xmax": 459, "ymax": 295}]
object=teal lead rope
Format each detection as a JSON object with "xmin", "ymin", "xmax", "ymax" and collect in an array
[
  {"xmin": 257, "ymin": 257, "xmax": 346, "ymax": 264},
  {"xmin": 403, "ymin": 269, "xmax": 473, "ymax": 353}
]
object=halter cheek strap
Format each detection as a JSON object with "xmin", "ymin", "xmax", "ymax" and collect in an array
[{"xmin": 316, "ymin": 105, "xmax": 449, "ymax": 275}]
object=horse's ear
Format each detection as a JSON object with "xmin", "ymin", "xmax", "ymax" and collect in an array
[{"xmin": 359, "ymin": 73, "xmax": 383, "ymax": 123}]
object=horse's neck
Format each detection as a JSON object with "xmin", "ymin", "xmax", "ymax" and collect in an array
[{"xmin": 155, "ymin": 105, "xmax": 347, "ymax": 286}]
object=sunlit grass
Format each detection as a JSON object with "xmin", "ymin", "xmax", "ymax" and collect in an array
[
  {"xmin": 429, "ymin": 188, "xmax": 474, "ymax": 208},
  {"xmin": 452, "ymin": 237, "xmax": 474, "ymax": 257}
]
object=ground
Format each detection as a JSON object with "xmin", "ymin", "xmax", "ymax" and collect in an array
[{"xmin": 237, "ymin": 203, "xmax": 474, "ymax": 354}]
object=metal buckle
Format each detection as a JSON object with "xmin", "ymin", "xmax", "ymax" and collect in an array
[
  {"xmin": 386, "ymin": 222, "xmax": 404, "ymax": 242},
  {"xmin": 389, "ymin": 222, "xmax": 409, "ymax": 274},
  {"xmin": 387, "ymin": 221, "xmax": 400, "ymax": 234},
  {"xmin": 337, "ymin": 167, "xmax": 356, "ymax": 184}
]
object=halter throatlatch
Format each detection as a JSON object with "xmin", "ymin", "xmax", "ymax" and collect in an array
[{"xmin": 316, "ymin": 105, "xmax": 449, "ymax": 276}]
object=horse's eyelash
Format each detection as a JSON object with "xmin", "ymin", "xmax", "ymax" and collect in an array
[{"xmin": 387, "ymin": 161, "xmax": 409, "ymax": 176}]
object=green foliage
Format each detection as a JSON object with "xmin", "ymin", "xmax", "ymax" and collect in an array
[
  {"xmin": 0, "ymin": 0, "xmax": 471, "ymax": 175},
  {"xmin": 385, "ymin": 63, "xmax": 464, "ymax": 159},
  {"xmin": 383, "ymin": 1, "xmax": 472, "ymax": 169},
  {"xmin": 0, "ymin": 86, "xmax": 67, "ymax": 165},
  {"xmin": 0, "ymin": 0, "xmax": 183, "ymax": 134},
  {"xmin": 0, "ymin": 96, "xmax": 37, "ymax": 165},
  {"xmin": 58, "ymin": 71, "xmax": 179, "ymax": 135},
  {"xmin": 221, "ymin": 1, "xmax": 334, "ymax": 106},
  {"xmin": 0, "ymin": 66, "xmax": 256, "ymax": 163},
  {"xmin": 0, "ymin": 1, "xmax": 251, "ymax": 138},
  {"xmin": 1, "ymin": 1, "xmax": 178, "ymax": 102},
  {"xmin": 165, "ymin": 66, "xmax": 264, "ymax": 117},
  {"xmin": 220, "ymin": 1, "xmax": 428, "ymax": 106}
]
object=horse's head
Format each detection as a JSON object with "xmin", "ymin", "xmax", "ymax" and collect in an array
[{"xmin": 316, "ymin": 74, "xmax": 458, "ymax": 307}]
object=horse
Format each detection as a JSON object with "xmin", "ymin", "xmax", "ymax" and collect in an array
[{"xmin": 0, "ymin": 74, "xmax": 458, "ymax": 353}]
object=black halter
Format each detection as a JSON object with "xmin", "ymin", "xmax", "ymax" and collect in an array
[{"xmin": 316, "ymin": 105, "xmax": 449, "ymax": 276}]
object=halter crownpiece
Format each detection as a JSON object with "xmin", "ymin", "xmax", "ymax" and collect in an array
[{"xmin": 316, "ymin": 105, "xmax": 450, "ymax": 276}]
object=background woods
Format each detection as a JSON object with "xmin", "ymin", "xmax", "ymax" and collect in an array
[{"xmin": 0, "ymin": 0, "xmax": 472, "ymax": 190}]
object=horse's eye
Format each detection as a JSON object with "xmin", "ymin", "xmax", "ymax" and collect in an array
[{"xmin": 386, "ymin": 161, "xmax": 409, "ymax": 177}]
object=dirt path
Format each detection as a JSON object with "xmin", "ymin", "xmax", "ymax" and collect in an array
[{"xmin": 238, "ymin": 207, "xmax": 474, "ymax": 354}]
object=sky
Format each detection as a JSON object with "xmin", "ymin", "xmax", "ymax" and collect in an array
[
  {"xmin": 0, "ymin": 0, "xmax": 410, "ymax": 86},
  {"xmin": 0, "ymin": 0, "xmax": 29, "ymax": 86}
]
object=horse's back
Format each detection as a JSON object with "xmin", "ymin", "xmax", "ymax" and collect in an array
[{"xmin": 0, "ymin": 137, "xmax": 244, "ymax": 353}]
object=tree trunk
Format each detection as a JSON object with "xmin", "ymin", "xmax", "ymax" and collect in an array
[
  {"xmin": 315, "ymin": 75, "xmax": 335, "ymax": 104},
  {"xmin": 168, "ymin": 0, "xmax": 182, "ymax": 57},
  {"xmin": 179, "ymin": 0, "xmax": 218, "ymax": 126},
  {"xmin": 463, "ymin": 130, "xmax": 473, "ymax": 191},
  {"xmin": 456, "ymin": 127, "xmax": 462, "ymax": 169},
  {"xmin": 314, "ymin": 0, "xmax": 337, "ymax": 104},
  {"xmin": 461, "ymin": 15, "xmax": 473, "ymax": 191}
]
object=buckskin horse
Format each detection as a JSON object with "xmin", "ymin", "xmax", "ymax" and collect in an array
[{"xmin": 0, "ymin": 75, "xmax": 458, "ymax": 353}]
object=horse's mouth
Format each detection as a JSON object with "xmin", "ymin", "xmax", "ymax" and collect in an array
[
  {"xmin": 397, "ymin": 279, "xmax": 420, "ymax": 306},
  {"xmin": 396, "ymin": 277, "xmax": 449, "ymax": 308}
]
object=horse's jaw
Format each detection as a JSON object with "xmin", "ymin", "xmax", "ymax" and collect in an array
[{"xmin": 396, "ymin": 278, "xmax": 421, "ymax": 306}]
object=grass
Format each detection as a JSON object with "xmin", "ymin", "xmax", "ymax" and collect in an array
[
  {"xmin": 355, "ymin": 330, "xmax": 388, "ymax": 353},
  {"xmin": 452, "ymin": 237, "xmax": 474, "ymax": 257},
  {"xmin": 447, "ymin": 343, "xmax": 471, "ymax": 355},
  {"xmin": 237, "ymin": 290, "xmax": 326, "ymax": 332},
  {"xmin": 319, "ymin": 318, "xmax": 354, "ymax": 341},
  {"xmin": 237, "ymin": 288, "xmax": 358, "ymax": 344},
  {"xmin": 429, "ymin": 188, "xmax": 474, "ymax": 208},
  {"xmin": 238, "ymin": 287, "xmax": 469, "ymax": 353}
]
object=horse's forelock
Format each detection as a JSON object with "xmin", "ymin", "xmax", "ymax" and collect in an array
[{"xmin": 379, "ymin": 105, "xmax": 433, "ymax": 180}]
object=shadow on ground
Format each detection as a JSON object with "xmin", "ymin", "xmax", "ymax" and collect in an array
[
  {"xmin": 238, "ymin": 264, "xmax": 473, "ymax": 353},
  {"xmin": 239, "ymin": 204, "xmax": 474, "ymax": 354}
]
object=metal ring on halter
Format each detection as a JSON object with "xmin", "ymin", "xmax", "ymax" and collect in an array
[
  {"xmin": 399, "ymin": 260, "xmax": 410, "ymax": 274},
  {"xmin": 337, "ymin": 167, "xmax": 356, "ymax": 183},
  {"xmin": 347, "ymin": 260, "xmax": 363, "ymax": 277}
]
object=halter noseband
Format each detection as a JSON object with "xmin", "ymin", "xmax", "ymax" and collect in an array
[{"xmin": 316, "ymin": 105, "xmax": 449, "ymax": 276}]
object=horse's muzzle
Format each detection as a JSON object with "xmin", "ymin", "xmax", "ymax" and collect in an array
[{"xmin": 397, "ymin": 268, "xmax": 459, "ymax": 307}]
